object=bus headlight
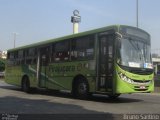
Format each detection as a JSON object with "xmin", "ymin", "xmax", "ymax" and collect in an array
[{"xmin": 118, "ymin": 72, "xmax": 133, "ymax": 84}]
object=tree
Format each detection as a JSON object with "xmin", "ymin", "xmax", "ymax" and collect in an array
[{"xmin": 0, "ymin": 59, "xmax": 5, "ymax": 72}]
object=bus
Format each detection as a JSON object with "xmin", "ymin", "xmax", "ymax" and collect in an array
[{"xmin": 5, "ymin": 25, "xmax": 154, "ymax": 99}]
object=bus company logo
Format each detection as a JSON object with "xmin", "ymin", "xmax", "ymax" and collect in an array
[
  {"xmin": 49, "ymin": 63, "xmax": 86, "ymax": 73},
  {"xmin": 123, "ymin": 114, "xmax": 160, "ymax": 120}
]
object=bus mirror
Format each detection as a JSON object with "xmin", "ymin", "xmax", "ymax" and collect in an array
[{"xmin": 116, "ymin": 32, "xmax": 123, "ymax": 38}]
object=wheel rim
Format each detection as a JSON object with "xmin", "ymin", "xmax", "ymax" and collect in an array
[{"xmin": 78, "ymin": 82, "xmax": 87, "ymax": 94}]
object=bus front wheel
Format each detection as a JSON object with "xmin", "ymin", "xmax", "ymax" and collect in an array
[
  {"xmin": 72, "ymin": 77, "xmax": 89, "ymax": 99},
  {"xmin": 21, "ymin": 76, "xmax": 30, "ymax": 93}
]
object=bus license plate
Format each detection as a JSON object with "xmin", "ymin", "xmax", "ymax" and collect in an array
[{"xmin": 140, "ymin": 86, "xmax": 145, "ymax": 89}]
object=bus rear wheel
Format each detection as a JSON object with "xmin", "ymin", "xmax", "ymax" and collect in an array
[
  {"xmin": 21, "ymin": 77, "xmax": 30, "ymax": 93},
  {"xmin": 73, "ymin": 77, "xmax": 89, "ymax": 99}
]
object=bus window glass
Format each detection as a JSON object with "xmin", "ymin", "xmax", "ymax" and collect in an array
[
  {"xmin": 54, "ymin": 40, "xmax": 70, "ymax": 62},
  {"xmin": 26, "ymin": 48, "xmax": 37, "ymax": 64},
  {"xmin": 118, "ymin": 38, "xmax": 152, "ymax": 68},
  {"xmin": 18, "ymin": 50, "xmax": 23, "ymax": 58},
  {"xmin": 7, "ymin": 52, "xmax": 15, "ymax": 66},
  {"xmin": 14, "ymin": 51, "xmax": 18, "ymax": 65},
  {"xmin": 71, "ymin": 35, "xmax": 94, "ymax": 60},
  {"xmin": 9, "ymin": 52, "xmax": 14, "ymax": 59}
]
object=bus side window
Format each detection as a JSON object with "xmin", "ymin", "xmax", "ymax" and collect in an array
[
  {"xmin": 14, "ymin": 51, "xmax": 18, "ymax": 65},
  {"xmin": 25, "ymin": 48, "xmax": 37, "ymax": 65},
  {"xmin": 7, "ymin": 52, "xmax": 15, "ymax": 66},
  {"xmin": 18, "ymin": 50, "xmax": 24, "ymax": 64},
  {"xmin": 51, "ymin": 44, "xmax": 55, "ymax": 62},
  {"xmin": 71, "ymin": 39, "xmax": 77, "ymax": 60},
  {"xmin": 71, "ymin": 35, "xmax": 94, "ymax": 60},
  {"xmin": 54, "ymin": 40, "xmax": 70, "ymax": 62}
]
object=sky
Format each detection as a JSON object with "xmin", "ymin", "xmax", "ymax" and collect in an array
[{"xmin": 0, "ymin": 0, "xmax": 160, "ymax": 51}]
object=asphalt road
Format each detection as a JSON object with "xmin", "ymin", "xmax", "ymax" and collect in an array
[{"xmin": 0, "ymin": 79, "xmax": 160, "ymax": 115}]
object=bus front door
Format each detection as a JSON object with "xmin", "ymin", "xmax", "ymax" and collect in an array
[
  {"xmin": 98, "ymin": 34, "xmax": 114, "ymax": 92},
  {"xmin": 39, "ymin": 47, "xmax": 49, "ymax": 88}
]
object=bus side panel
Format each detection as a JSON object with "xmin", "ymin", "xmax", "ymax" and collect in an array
[
  {"xmin": 5, "ymin": 65, "xmax": 23, "ymax": 87},
  {"xmin": 45, "ymin": 61, "xmax": 96, "ymax": 92},
  {"xmin": 5, "ymin": 64, "xmax": 38, "ymax": 88},
  {"xmin": 25, "ymin": 64, "xmax": 38, "ymax": 88}
]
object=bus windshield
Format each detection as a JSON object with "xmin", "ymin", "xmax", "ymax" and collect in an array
[{"xmin": 117, "ymin": 37, "xmax": 152, "ymax": 69}]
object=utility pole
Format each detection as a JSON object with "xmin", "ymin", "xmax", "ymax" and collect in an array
[
  {"xmin": 13, "ymin": 32, "xmax": 18, "ymax": 48},
  {"xmin": 136, "ymin": 0, "xmax": 139, "ymax": 28}
]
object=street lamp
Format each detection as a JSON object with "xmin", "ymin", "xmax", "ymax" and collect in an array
[{"xmin": 13, "ymin": 32, "xmax": 19, "ymax": 48}]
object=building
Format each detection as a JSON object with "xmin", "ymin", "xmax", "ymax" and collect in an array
[
  {"xmin": 152, "ymin": 57, "xmax": 160, "ymax": 75},
  {"xmin": 2, "ymin": 51, "xmax": 7, "ymax": 59},
  {"xmin": 152, "ymin": 49, "xmax": 160, "ymax": 75},
  {"xmin": 0, "ymin": 50, "xmax": 7, "ymax": 59}
]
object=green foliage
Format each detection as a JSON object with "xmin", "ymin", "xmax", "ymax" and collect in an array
[{"xmin": 0, "ymin": 59, "xmax": 5, "ymax": 72}]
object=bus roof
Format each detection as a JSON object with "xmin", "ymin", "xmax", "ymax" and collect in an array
[{"xmin": 8, "ymin": 25, "xmax": 145, "ymax": 52}]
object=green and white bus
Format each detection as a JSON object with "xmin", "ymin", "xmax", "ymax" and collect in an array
[{"xmin": 5, "ymin": 25, "xmax": 154, "ymax": 98}]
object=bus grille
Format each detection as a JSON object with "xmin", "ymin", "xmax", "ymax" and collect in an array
[
  {"xmin": 132, "ymin": 80, "xmax": 151, "ymax": 85},
  {"xmin": 134, "ymin": 86, "xmax": 149, "ymax": 91}
]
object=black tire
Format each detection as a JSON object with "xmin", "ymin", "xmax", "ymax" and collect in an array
[
  {"xmin": 108, "ymin": 94, "xmax": 120, "ymax": 99},
  {"xmin": 72, "ymin": 77, "xmax": 89, "ymax": 99},
  {"xmin": 21, "ymin": 77, "xmax": 30, "ymax": 93}
]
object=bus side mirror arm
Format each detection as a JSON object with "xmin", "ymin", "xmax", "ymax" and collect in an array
[{"xmin": 115, "ymin": 32, "xmax": 123, "ymax": 39}]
